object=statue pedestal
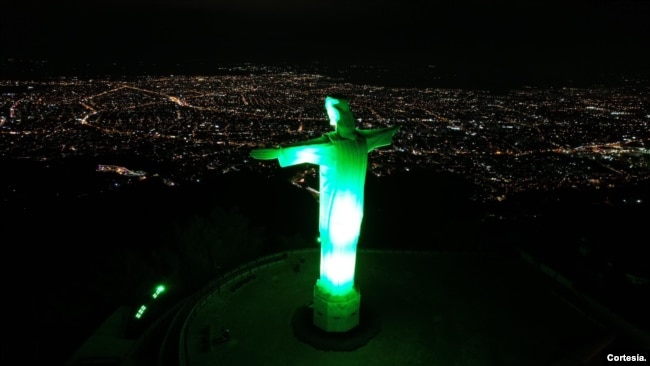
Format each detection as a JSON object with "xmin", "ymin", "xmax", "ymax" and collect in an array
[{"xmin": 312, "ymin": 281, "xmax": 360, "ymax": 332}]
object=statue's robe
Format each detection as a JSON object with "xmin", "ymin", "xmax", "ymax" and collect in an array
[{"xmin": 276, "ymin": 126, "xmax": 398, "ymax": 294}]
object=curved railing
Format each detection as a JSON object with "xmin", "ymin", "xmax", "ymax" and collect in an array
[
  {"xmin": 171, "ymin": 249, "xmax": 310, "ymax": 366},
  {"xmin": 170, "ymin": 248, "xmax": 495, "ymax": 366}
]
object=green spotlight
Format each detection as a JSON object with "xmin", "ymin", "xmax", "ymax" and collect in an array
[{"xmin": 152, "ymin": 284, "xmax": 166, "ymax": 299}]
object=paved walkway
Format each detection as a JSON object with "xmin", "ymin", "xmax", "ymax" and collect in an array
[{"xmin": 184, "ymin": 250, "xmax": 613, "ymax": 366}]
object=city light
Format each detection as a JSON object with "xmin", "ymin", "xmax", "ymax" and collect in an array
[{"xmin": 2, "ymin": 67, "xmax": 648, "ymax": 204}]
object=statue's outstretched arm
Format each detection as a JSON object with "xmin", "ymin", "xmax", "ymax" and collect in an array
[
  {"xmin": 359, "ymin": 125, "xmax": 400, "ymax": 151},
  {"xmin": 283, "ymin": 135, "xmax": 330, "ymax": 147},
  {"xmin": 277, "ymin": 141, "xmax": 335, "ymax": 167},
  {"xmin": 250, "ymin": 147, "xmax": 282, "ymax": 160},
  {"xmin": 250, "ymin": 135, "xmax": 332, "ymax": 165}
]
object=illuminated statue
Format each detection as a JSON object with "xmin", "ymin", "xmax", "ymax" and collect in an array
[{"xmin": 250, "ymin": 95, "xmax": 398, "ymax": 332}]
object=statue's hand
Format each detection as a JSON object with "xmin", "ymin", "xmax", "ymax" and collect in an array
[{"xmin": 250, "ymin": 147, "xmax": 281, "ymax": 160}]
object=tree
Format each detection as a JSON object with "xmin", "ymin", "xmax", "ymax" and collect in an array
[{"xmin": 161, "ymin": 206, "xmax": 265, "ymax": 289}]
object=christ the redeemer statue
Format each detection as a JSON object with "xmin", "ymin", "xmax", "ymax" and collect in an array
[{"xmin": 250, "ymin": 95, "xmax": 399, "ymax": 332}]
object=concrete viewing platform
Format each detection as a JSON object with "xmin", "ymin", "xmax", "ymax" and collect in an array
[{"xmin": 179, "ymin": 249, "xmax": 643, "ymax": 366}]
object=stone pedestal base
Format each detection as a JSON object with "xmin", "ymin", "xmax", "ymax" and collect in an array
[{"xmin": 312, "ymin": 281, "xmax": 360, "ymax": 332}]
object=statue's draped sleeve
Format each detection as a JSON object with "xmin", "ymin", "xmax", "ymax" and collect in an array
[
  {"xmin": 357, "ymin": 126, "xmax": 399, "ymax": 152},
  {"xmin": 276, "ymin": 136, "xmax": 335, "ymax": 167}
]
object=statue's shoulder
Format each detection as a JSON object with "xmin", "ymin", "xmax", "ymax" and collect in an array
[
  {"xmin": 355, "ymin": 129, "xmax": 375, "ymax": 138},
  {"xmin": 357, "ymin": 126, "xmax": 398, "ymax": 137},
  {"xmin": 325, "ymin": 131, "xmax": 340, "ymax": 142}
]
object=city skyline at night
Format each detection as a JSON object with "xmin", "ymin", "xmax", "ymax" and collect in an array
[
  {"xmin": 2, "ymin": 66, "xmax": 648, "ymax": 365},
  {"xmin": 2, "ymin": 65, "xmax": 648, "ymax": 204}
]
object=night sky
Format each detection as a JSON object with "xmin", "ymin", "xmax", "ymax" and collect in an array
[{"xmin": 2, "ymin": 0, "xmax": 649, "ymax": 76}]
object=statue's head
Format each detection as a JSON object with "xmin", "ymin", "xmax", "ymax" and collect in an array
[{"xmin": 325, "ymin": 95, "xmax": 356, "ymax": 139}]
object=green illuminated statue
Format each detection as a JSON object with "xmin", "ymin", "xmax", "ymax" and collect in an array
[{"xmin": 251, "ymin": 96, "xmax": 398, "ymax": 332}]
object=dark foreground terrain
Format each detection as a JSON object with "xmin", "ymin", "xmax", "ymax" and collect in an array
[{"xmin": 1, "ymin": 157, "xmax": 648, "ymax": 364}]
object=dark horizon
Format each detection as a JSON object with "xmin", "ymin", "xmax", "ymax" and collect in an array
[{"xmin": 3, "ymin": 53, "xmax": 649, "ymax": 93}]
